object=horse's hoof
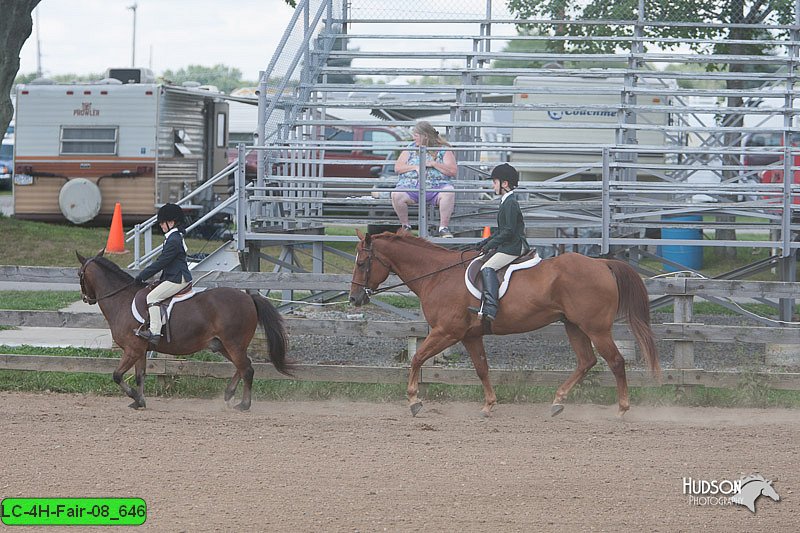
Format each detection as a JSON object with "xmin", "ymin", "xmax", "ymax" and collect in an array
[
  {"xmin": 480, "ymin": 409, "xmax": 492, "ymax": 418},
  {"xmin": 128, "ymin": 400, "xmax": 145, "ymax": 410},
  {"xmin": 410, "ymin": 401, "xmax": 423, "ymax": 417},
  {"xmin": 550, "ymin": 404, "xmax": 564, "ymax": 417},
  {"xmin": 234, "ymin": 403, "xmax": 251, "ymax": 411}
]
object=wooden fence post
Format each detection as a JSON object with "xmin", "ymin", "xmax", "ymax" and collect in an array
[{"xmin": 672, "ymin": 294, "xmax": 695, "ymax": 369}]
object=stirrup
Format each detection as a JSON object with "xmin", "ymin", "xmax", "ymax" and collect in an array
[
  {"xmin": 468, "ymin": 306, "xmax": 483, "ymax": 316},
  {"xmin": 134, "ymin": 328, "xmax": 161, "ymax": 344}
]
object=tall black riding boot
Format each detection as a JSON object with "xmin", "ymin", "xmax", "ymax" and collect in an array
[{"xmin": 479, "ymin": 267, "xmax": 500, "ymax": 321}]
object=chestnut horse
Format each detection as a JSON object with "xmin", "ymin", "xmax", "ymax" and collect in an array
[
  {"xmin": 77, "ymin": 251, "xmax": 290, "ymax": 410},
  {"xmin": 349, "ymin": 231, "xmax": 660, "ymax": 417}
]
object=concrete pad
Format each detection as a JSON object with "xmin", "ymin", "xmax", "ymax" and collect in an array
[
  {"xmin": 60, "ymin": 299, "xmax": 103, "ymax": 314},
  {"xmin": 0, "ymin": 327, "xmax": 113, "ymax": 349}
]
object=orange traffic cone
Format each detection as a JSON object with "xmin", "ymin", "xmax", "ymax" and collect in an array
[
  {"xmin": 482, "ymin": 226, "xmax": 491, "ymax": 238},
  {"xmin": 105, "ymin": 202, "xmax": 128, "ymax": 254}
]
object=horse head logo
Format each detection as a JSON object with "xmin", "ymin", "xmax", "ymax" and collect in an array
[{"xmin": 730, "ymin": 474, "xmax": 780, "ymax": 513}]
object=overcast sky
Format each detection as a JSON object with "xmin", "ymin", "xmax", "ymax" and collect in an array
[{"xmin": 19, "ymin": 0, "xmax": 296, "ymax": 82}]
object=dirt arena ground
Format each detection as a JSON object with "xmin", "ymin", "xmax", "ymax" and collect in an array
[{"xmin": 1, "ymin": 391, "xmax": 797, "ymax": 532}]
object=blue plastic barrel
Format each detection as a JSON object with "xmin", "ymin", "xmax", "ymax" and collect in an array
[{"xmin": 660, "ymin": 215, "xmax": 703, "ymax": 272}]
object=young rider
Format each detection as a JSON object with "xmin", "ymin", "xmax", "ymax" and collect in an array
[
  {"xmin": 469, "ymin": 163, "xmax": 530, "ymax": 322},
  {"xmin": 134, "ymin": 203, "xmax": 192, "ymax": 344}
]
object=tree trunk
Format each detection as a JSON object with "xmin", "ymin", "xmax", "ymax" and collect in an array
[
  {"xmin": 0, "ymin": 0, "xmax": 40, "ymax": 135},
  {"xmin": 716, "ymin": 0, "xmax": 748, "ymax": 259}
]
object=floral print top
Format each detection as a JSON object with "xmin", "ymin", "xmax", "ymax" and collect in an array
[{"xmin": 395, "ymin": 142, "xmax": 454, "ymax": 189}]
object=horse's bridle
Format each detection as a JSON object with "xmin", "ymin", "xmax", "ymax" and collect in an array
[
  {"xmin": 352, "ymin": 243, "xmax": 393, "ymax": 297},
  {"xmin": 78, "ymin": 257, "xmax": 135, "ymax": 304}
]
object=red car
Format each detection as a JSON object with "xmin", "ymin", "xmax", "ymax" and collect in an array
[
  {"xmin": 758, "ymin": 134, "xmax": 800, "ymax": 204},
  {"xmin": 228, "ymin": 125, "xmax": 403, "ymax": 185}
]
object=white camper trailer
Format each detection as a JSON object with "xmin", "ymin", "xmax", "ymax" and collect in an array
[
  {"xmin": 13, "ymin": 70, "xmax": 229, "ymax": 224},
  {"xmin": 510, "ymin": 74, "xmax": 673, "ymax": 181}
]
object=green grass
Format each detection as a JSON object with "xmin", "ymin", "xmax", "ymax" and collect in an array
[
  {"xmin": 0, "ymin": 345, "xmax": 225, "ymax": 361},
  {"xmin": 0, "ymin": 216, "xmax": 218, "ymax": 269},
  {"xmin": 0, "ymin": 367, "xmax": 798, "ymax": 408},
  {"xmin": 0, "ymin": 217, "xmax": 363, "ymax": 278},
  {"xmin": 0, "ymin": 290, "xmax": 82, "ymax": 310}
]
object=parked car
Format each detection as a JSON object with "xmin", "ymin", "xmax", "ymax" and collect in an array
[
  {"xmin": 757, "ymin": 133, "xmax": 800, "ymax": 207},
  {"xmin": 741, "ymin": 132, "xmax": 783, "ymax": 171},
  {"xmin": 0, "ymin": 139, "xmax": 13, "ymax": 191},
  {"xmin": 228, "ymin": 124, "xmax": 404, "ymax": 190}
]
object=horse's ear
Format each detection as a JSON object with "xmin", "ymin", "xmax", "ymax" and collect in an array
[
  {"xmin": 97, "ymin": 248, "xmax": 105, "ymax": 258},
  {"xmin": 355, "ymin": 229, "xmax": 365, "ymax": 241},
  {"xmin": 76, "ymin": 251, "xmax": 87, "ymax": 265}
]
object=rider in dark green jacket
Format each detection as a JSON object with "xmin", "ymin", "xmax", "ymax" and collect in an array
[{"xmin": 469, "ymin": 163, "xmax": 530, "ymax": 321}]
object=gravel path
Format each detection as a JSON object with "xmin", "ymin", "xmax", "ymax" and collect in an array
[{"xmin": 280, "ymin": 305, "xmax": 786, "ymax": 373}]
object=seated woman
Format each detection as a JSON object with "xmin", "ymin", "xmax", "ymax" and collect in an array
[{"xmin": 391, "ymin": 121, "xmax": 457, "ymax": 238}]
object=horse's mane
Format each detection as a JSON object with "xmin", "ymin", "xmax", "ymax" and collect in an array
[
  {"xmin": 372, "ymin": 231, "xmax": 454, "ymax": 254},
  {"xmin": 92, "ymin": 256, "xmax": 135, "ymax": 284}
]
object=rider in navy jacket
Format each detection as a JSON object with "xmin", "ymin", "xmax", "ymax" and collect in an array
[{"xmin": 134, "ymin": 203, "xmax": 192, "ymax": 344}]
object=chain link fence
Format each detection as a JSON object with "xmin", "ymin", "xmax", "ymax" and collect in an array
[{"xmin": 348, "ymin": 0, "xmax": 796, "ymax": 25}]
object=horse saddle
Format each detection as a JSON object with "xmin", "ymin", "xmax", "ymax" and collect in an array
[
  {"xmin": 464, "ymin": 250, "xmax": 542, "ymax": 300},
  {"xmin": 131, "ymin": 282, "xmax": 198, "ymax": 339}
]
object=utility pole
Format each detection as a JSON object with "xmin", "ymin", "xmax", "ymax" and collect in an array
[
  {"xmin": 128, "ymin": 2, "xmax": 138, "ymax": 67},
  {"xmin": 34, "ymin": 7, "xmax": 42, "ymax": 77}
]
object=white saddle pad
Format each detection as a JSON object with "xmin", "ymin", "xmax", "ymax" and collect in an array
[
  {"xmin": 464, "ymin": 253, "xmax": 542, "ymax": 300},
  {"xmin": 131, "ymin": 288, "xmax": 202, "ymax": 324}
]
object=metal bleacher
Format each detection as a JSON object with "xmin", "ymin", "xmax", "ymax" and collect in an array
[{"xmin": 132, "ymin": 0, "xmax": 800, "ymax": 303}]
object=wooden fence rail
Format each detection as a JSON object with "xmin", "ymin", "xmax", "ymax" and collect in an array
[
  {"xmin": 2, "ymin": 354, "xmax": 799, "ymax": 391},
  {"xmin": 3, "ymin": 265, "xmax": 800, "ymax": 297}
]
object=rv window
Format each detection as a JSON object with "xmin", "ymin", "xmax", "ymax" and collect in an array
[
  {"xmin": 216, "ymin": 113, "xmax": 227, "ymax": 148},
  {"xmin": 60, "ymin": 127, "xmax": 117, "ymax": 155}
]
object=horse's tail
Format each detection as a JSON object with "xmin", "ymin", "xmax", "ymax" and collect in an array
[
  {"xmin": 605, "ymin": 260, "xmax": 661, "ymax": 380},
  {"xmin": 251, "ymin": 294, "xmax": 292, "ymax": 376}
]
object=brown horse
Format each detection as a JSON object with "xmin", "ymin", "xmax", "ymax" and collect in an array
[
  {"xmin": 77, "ymin": 250, "xmax": 290, "ymax": 410},
  {"xmin": 349, "ymin": 231, "xmax": 660, "ymax": 417}
]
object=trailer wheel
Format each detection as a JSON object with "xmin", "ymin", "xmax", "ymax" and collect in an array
[{"xmin": 58, "ymin": 178, "xmax": 102, "ymax": 224}]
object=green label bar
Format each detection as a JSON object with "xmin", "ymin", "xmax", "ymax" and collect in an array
[{"xmin": 1, "ymin": 498, "xmax": 146, "ymax": 526}]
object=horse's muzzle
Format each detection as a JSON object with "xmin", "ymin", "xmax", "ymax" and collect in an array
[{"xmin": 349, "ymin": 289, "xmax": 369, "ymax": 307}]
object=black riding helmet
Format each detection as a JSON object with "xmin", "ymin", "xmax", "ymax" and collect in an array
[
  {"xmin": 489, "ymin": 163, "xmax": 519, "ymax": 189},
  {"xmin": 156, "ymin": 203, "xmax": 185, "ymax": 225}
]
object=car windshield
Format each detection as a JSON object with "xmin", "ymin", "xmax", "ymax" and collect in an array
[{"xmin": 0, "ymin": 144, "xmax": 12, "ymax": 160}]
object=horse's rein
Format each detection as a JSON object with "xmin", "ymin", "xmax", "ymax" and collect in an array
[
  {"xmin": 354, "ymin": 245, "xmax": 475, "ymax": 296},
  {"xmin": 78, "ymin": 258, "xmax": 136, "ymax": 304}
]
